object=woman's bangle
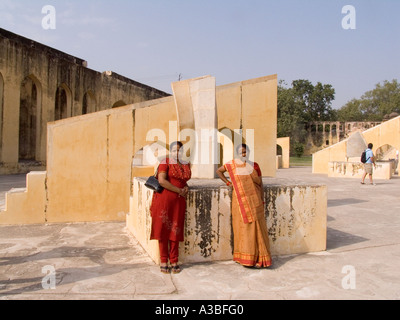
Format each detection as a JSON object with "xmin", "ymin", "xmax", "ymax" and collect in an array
[{"xmin": 226, "ymin": 181, "xmax": 232, "ymax": 186}]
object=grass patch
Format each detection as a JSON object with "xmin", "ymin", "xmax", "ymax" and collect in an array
[{"xmin": 290, "ymin": 156, "xmax": 312, "ymax": 167}]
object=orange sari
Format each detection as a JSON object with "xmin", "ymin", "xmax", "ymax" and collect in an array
[{"xmin": 225, "ymin": 159, "xmax": 272, "ymax": 268}]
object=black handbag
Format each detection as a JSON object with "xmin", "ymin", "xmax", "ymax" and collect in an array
[{"xmin": 144, "ymin": 166, "xmax": 164, "ymax": 193}]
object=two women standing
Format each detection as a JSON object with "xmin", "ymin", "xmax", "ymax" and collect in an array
[{"xmin": 150, "ymin": 142, "xmax": 272, "ymax": 273}]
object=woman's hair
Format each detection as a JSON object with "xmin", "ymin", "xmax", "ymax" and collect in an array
[
  {"xmin": 170, "ymin": 141, "xmax": 183, "ymax": 150},
  {"xmin": 236, "ymin": 143, "xmax": 250, "ymax": 154}
]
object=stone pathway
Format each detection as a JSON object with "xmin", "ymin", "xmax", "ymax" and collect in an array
[{"xmin": 1, "ymin": 168, "xmax": 400, "ymax": 300}]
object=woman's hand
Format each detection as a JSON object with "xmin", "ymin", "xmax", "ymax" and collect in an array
[
  {"xmin": 179, "ymin": 186, "xmax": 189, "ymax": 198},
  {"xmin": 216, "ymin": 166, "xmax": 232, "ymax": 188}
]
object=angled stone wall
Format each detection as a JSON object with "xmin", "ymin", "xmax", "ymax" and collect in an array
[
  {"xmin": 0, "ymin": 28, "xmax": 169, "ymax": 174},
  {"xmin": 313, "ymin": 116, "xmax": 400, "ymax": 175},
  {"xmin": 0, "ymin": 74, "xmax": 278, "ymax": 225}
]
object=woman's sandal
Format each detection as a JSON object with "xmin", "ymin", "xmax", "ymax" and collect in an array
[
  {"xmin": 171, "ymin": 264, "xmax": 181, "ymax": 274},
  {"xmin": 160, "ymin": 265, "xmax": 170, "ymax": 274}
]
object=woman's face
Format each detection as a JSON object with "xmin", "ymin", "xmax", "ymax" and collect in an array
[
  {"xmin": 238, "ymin": 147, "xmax": 248, "ymax": 161},
  {"xmin": 238, "ymin": 147, "xmax": 248, "ymax": 159},
  {"xmin": 171, "ymin": 144, "xmax": 183, "ymax": 161}
]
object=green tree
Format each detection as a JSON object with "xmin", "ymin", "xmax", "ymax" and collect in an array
[
  {"xmin": 277, "ymin": 79, "xmax": 336, "ymax": 155},
  {"xmin": 277, "ymin": 80, "xmax": 305, "ymax": 139},
  {"xmin": 337, "ymin": 99, "xmax": 363, "ymax": 121},
  {"xmin": 291, "ymin": 80, "xmax": 336, "ymax": 122},
  {"xmin": 337, "ymin": 79, "xmax": 400, "ymax": 121}
]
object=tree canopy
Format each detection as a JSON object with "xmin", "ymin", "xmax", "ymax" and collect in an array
[
  {"xmin": 277, "ymin": 79, "xmax": 336, "ymax": 156},
  {"xmin": 277, "ymin": 79, "xmax": 336, "ymax": 140},
  {"xmin": 337, "ymin": 79, "xmax": 400, "ymax": 121},
  {"xmin": 277, "ymin": 78, "xmax": 400, "ymax": 156}
]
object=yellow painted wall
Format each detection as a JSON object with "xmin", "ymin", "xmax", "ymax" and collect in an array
[
  {"xmin": 133, "ymin": 97, "xmax": 177, "ymax": 155},
  {"xmin": 216, "ymin": 75, "xmax": 277, "ymax": 177},
  {"xmin": 46, "ymin": 110, "xmax": 120, "ymax": 223},
  {"xmin": 1, "ymin": 75, "xmax": 278, "ymax": 225},
  {"xmin": 128, "ymin": 177, "xmax": 327, "ymax": 264},
  {"xmin": 0, "ymin": 29, "xmax": 169, "ymax": 174},
  {"xmin": 277, "ymin": 137, "xmax": 290, "ymax": 169},
  {"xmin": 328, "ymin": 161, "xmax": 392, "ymax": 179},
  {"xmin": 216, "ymin": 84, "xmax": 242, "ymax": 131},
  {"xmin": 242, "ymin": 76, "xmax": 277, "ymax": 177},
  {"xmin": 0, "ymin": 172, "xmax": 46, "ymax": 224},
  {"xmin": 313, "ymin": 116, "xmax": 400, "ymax": 174}
]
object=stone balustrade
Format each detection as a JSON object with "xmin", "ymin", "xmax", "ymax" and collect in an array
[{"xmin": 328, "ymin": 161, "xmax": 393, "ymax": 179}]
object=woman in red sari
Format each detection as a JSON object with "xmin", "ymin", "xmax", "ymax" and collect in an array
[
  {"xmin": 150, "ymin": 141, "xmax": 191, "ymax": 274},
  {"xmin": 216, "ymin": 144, "xmax": 272, "ymax": 268}
]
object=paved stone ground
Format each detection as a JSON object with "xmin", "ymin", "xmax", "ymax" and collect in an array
[{"xmin": 0, "ymin": 167, "xmax": 400, "ymax": 300}]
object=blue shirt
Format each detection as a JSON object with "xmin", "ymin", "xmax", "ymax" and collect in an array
[{"xmin": 365, "ymin": 148, "xmax": 374, "ymax": 164}]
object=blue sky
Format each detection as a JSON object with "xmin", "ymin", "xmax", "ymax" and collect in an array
[{"xmin": 1, "ymin": 0, "xmax": 399, "ymax": 109}]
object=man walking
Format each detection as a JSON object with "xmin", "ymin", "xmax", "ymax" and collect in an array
[{"xmin": 361, "ymin": 143, "xmax": 376, "ymax": 185}]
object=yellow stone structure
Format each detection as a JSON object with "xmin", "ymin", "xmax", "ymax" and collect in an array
[
  {"xmin": 0, "ymin": 28, "xmax": 168, "ymax": 175},
  {"xmin": 129, "ymin": 177, "xmax": 327, "ymax": 264},
  {"xmin": 277, "ymin": 137, "xmax": 290, "ymax": 169},
  {"xmin": 0, "ymin": 24, "xmax": 328, "ymax": 263},
  {"xmin": 0, "ymin": 72, "xmax": 328, "ymax": 262},
  {"xmin": 0, "ymin": 74, "xmax": 280, "ymax": 224},
  {"xmin": 127, "ymin": 76, "xmax": 326, "ymax": 262},
  {"xmin": 313, "ymin": 116, "xmax": 400, "ymax": 177}
]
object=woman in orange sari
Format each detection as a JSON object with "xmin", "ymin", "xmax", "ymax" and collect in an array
[
  {"xmin": 150, "ymin": 141, "xmax": 191, "ymax": 274},
  {"xmin": 216, "ymin": 144, "xmax": 272, "ymax": 268}
]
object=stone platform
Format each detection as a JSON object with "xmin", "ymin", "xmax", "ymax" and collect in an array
[
  {"xmin": 1, "ymin": 167, "xmax": 400, "ymax": 300},
  {"xmin": 127, "ymin": 177, "xmax": 327, "ymax": 264}
]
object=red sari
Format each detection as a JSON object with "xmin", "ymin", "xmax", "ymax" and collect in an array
[{"xmin": 150, "ymin": 158, "xmax": 191, "ymax": 242}]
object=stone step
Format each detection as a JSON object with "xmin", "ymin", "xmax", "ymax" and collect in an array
[{"xmin": 0, "ymin": 172, "xmax": 47, "ymax": 225}]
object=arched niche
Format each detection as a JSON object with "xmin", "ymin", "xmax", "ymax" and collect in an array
[
  {"xmin": 375, "ymin": 144, "xmax": 397, "ymax": 161},
  {"xmin": 55, "ymin": 84, "xmax": 72, "ymax": 120},
  {"xmin": 82, "ymin": 90, "xmax": 96, "ymax": 115},
  {"xmin": 19, "ymin": 75, "xmax": 42, "ymax": 161},
  {"xmin": 217, "ymin": 127, "xmax": 248, "ymax": 166},
  {"xmin": 276, "ymin": 144, "xmax": 283, "ymax": 156},
  {"xmin": 112, "ymin": 100, "xmax": 127, "ymax": 109}
]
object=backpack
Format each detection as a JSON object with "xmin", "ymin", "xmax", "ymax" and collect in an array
[{"xmin": 361, "ymin": 150, "xmax": 369, "ymax": 163}]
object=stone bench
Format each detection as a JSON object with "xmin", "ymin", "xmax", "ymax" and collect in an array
[{"xmin": 127, "ymin": 177, "xmax": 327, "ymax": 264}]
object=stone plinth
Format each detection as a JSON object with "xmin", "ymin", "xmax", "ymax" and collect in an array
[
  {"xmin": 127, "ymin": 178, "xmax": 327, "ymax": 264},
  {"xmin": 328, "ymin": 161, "xmax": 392, "ymax": 179}
]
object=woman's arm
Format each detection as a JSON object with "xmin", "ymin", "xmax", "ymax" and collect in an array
[
  {"xmin": 252, "ymin": 163, "xmax": 262, "ymax": 186},
  {"xmin": 158, "ymin": 172, "xmax": 185, "ymax": 196},
  {"xmin": 253, "ymin": 163, "xmax": 264, "ymax": 202},
  {"xmin": 216, "ymin": 166, "xmax": 232, "ymax": 186}
]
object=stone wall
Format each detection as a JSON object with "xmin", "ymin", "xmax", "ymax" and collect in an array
[
  {"xmin": 0, "ymin": 28, "xmax": 169, "ymax": 174},
  {"xmin": 313, "ymin": 116, "xmax": 400, "ymax": 175},
  {"xmin": 277, "ymin": 137, "xmax": 290, "ymax": 169},
  {"xmin": 0, "ymin": 74, "xmax": 278, "ymax": 225},
  {"xmin": 128, "ymin": 177, "xmax": 327, "ymax": 264},
  {"xmin": 305, "ymin": 121, "xmax": 381, "ymax": 155},
  {"xmin": 328, "ymin": 161, "xmax": 393, "ymax": 179}
]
